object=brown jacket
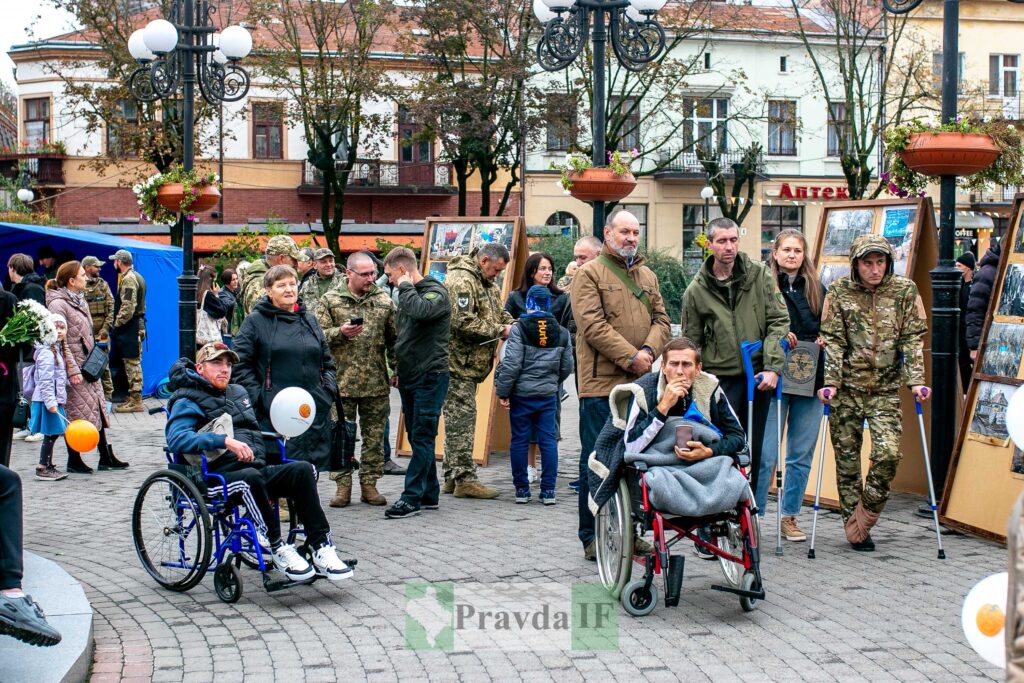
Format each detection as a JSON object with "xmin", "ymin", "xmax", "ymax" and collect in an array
[
  {"xmin": 46, "ymin": 287, "xmax": 108, "ymax": 428},
  {"xmin": 1009, "ymin": 490, "xmax": 1024, "ymax": 679},
  {"xmin": 571, "ymin": 244, "xmax": 671, "ymax": 398}
]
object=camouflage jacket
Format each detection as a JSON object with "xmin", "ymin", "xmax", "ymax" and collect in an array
[
  {"xmin": 445, "ymin": 254, "xmax": 514, "ymax": 382},
  {"xmin": 239, "ymin": 259, "xmax": 269, "ymax": 318},
  {"xmin": 300, "ymin": 270, "xmax": 345, "ymax": 311},
  {"xmin": 821, "ymin": 236, "xmax": 927, "ymax": 393},
  {"xmin": 85, "ymin": 276, "xmax": 114, "ymax": 338},
  {"xmin": 314, "ymin": 282, "xmax": 396, "ymax": 397},
  {"xmin": 113, "ymin": 268, "xmax": 146, "ymax": 329}
]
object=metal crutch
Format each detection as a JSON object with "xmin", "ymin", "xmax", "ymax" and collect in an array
[
  {"xmin": 739, "ymin": 340, "xmax": 764, "ymax": 460},
  {"xmin": 807, "ymin": 392, "xmax": 831, "ymax": 560},
  {"xmin": 914, "ymin": 388, "xmax": 946, "ymax": 560},
  {"xmin": 773, "ymin": 340, "xmax": 788, "ymax": 557}
]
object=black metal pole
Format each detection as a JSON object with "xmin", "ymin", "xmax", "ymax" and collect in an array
[
  {"xmin": 930, "ymin": 0, "xmax": 962, "ymax": 494},
  {"xmin": 179, "ymin": 0, "xmax": 198, "ymax": 360},
  {"xmin": 591, "ymin": 6, "xmax": 606, "ymax": 239}
]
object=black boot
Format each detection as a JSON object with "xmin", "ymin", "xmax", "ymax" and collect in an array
[
  {"xmin": 98, "ymin": 445, "xmax": 129, "ymax": 471},
  {"xmin": 66, "ymin": 447, "xmax": 93, "ymax": 474}
]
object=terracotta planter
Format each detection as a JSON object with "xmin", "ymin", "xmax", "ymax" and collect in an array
[
  {"xmin": 898, "ymin": 132, "xmax": 1000, "ymax": 177},
  {"xmin": 156, "ymin": 183, "xmax": 221, "ymax": 214},
  {"xmin": 568, "ymin": 168, "xmax": 637, "ymax": 203}
]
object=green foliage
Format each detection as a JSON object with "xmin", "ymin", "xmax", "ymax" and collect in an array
[
  {"xmin": 531, "ymin": 235, "xmax": 576, "ymax": 282},
  {"xmin": 133, "ymin": 165, "xmax": 220, "ymax": 225},
  {"xmin": 209, "ymin": 214, "xmax": 292, "ymax": 274},
  {"xmin": 549, "ymin": 150, "xmax": 639, "ymax": 192},
  {"xmin": 374, "ymin": 238, "xmax": 420, "ymax": 259}
]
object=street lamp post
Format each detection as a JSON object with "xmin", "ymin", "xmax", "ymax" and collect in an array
[
  {"xmin": 127, "ymin": 1, "xmax": 252, "ymax": 359},
  {"xmin": 535, "ymin": 0, "xmax": 668, "ymax": 239},
  {"xmin": 700, "ymin": 184, "xmax": 714, "ymax": 229}
]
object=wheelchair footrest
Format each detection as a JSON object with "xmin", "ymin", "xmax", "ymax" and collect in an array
[
  {"xmin": 262, "ymin": 573, "xmax": 316, "ymax": 593},
  {"xmin": 710, "ymin": 584, "xmax": 765, "ymax": 600},
  {"xmin": 665, "ymin": 556, "xmax": 684, "ymax": 607}
]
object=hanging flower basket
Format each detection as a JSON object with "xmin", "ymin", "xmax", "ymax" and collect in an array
[
  {"xmin": 898, "ymin": 132, "xmax": 1000, "ymax": 177},
  {"xmin": 156, "ymin": 183, "xmax": 221, "ymax": 214},
  {"xmin": 133, "ymin": 165, "xmax": 222, "ymax": 225},
  {"xmin": 567, "ymin": 168, "xmax": 637, "ymax": 203}
]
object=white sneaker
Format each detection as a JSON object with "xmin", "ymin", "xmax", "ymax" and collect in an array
[
  {"xmin": 527, "ymin": 466, "xmax": 538, "ymax": 484},
  {"xmin": 24, "ymin": 433, "xmax": 44, "ymax": 443},
  {"xmin": 312, "ymin": 544, "xmax": 353, "ymax": 581},
  {"xmin": 271, "ymin": 543, "xmax": 314, "ymax": 582},
  {"xmin": 13, "ymin": 429, "xmax": 29, "ymax": 440}
]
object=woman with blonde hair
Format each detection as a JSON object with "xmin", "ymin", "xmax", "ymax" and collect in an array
[{"xmin": 753, "ymin": 229, "xmax": 825, "ymax": 542}]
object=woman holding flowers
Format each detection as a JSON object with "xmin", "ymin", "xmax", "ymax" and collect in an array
[{"xmin": 45, "ymin": 262, "xmax": 127, "ymax": 473}]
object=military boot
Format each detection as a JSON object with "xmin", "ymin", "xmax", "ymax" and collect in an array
[
  {"xmin": 442, "ymin": 479, "xmax": 456, "ymax": 495},
  {"xmin": 454, "ymin": 480, "xmax": 499, "ymax": 499},
  {"xmin": 360, "ymin": 483, "xmax": 387, "ymax": 506},
  {"xmin": 114, "ymin": 392, "xmax": 144, "ymax": 413},
  {"xmin": 330, "ymin": 482, "xmax": 351, "ymax": 508}
]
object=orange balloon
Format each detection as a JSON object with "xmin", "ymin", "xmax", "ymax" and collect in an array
[
  {"xmin": 976, "ymin": 603, "xmax": 1005, "ymax": 637},
  {"xmin": 65, "ymin": 420, "xmax": 100, "ymax": 453}
]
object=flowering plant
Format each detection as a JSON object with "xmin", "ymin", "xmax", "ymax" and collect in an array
[
  {"xmin": 882, "ymin": 117, "xmax": 1024, "ymax": 197},
  {"xmin": 0, "ymin": 140, "xmax": 68, "ymax": 156},
  {"xmin": 133, "ymin": 165, "xmax": 221, "ymax": 225},
  {"xmin": 0, "ymin": 300, "xmax": 58, "ymax": 347},
  {"xmin": 550, "ymin": 149, "xmax": 639, "ymax": 193}
]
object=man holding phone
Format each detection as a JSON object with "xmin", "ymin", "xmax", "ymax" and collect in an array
[{"xmin": 314, "ymin": 251, "xmax": 397, "ymax": 509}]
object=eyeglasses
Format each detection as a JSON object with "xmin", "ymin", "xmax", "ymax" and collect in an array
[{"xmin": 350, "ymin": 269, "xmax": 377, "ymax": 279}]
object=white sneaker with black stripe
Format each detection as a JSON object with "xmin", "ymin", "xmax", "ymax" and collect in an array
[
  {"xmin": 312, "ymin": 544, "xmax": 354, "ymax": 581},
  {"xmin": 271, "ymin": 543, "xmax": 315, "ymax": 582}
]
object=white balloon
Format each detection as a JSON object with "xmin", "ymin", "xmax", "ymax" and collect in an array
[
  {"xmin": 961, "ymin": 572, "xmax": 1007, "ymax": 669},
  {"xmin": 270, "ymin": 387, "xmax": 316, "ymax": 438},
  {"xmin": 1008, "ymin": 384, "xmax": 1024, "ymax": 450}
]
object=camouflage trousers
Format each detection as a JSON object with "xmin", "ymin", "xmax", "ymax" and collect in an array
[
  {"xmin": 101, "ymin": 367, "xmax": 113, "ymax": 401},
  {"xmin": 123, "ymin": 356, "xmax": 143, "ymax": 395},
  {"xmin": 442, "ymin": 377, "xmax": 479, "ymax": 484},
  {"xmin": 829, "ymin": 391, "xmax": 903, "ymax": 521},
  {"xmin": 329, "ymin": 395, "xmax": 389, "ymax": 487}
]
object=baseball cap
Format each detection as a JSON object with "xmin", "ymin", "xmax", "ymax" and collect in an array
[
  {"xmin": 849, "ymin": 235, "xmax": 892, "ymax": 261},
  {"xmin": 298, "ymin": 247, "xmax": 314, "ymax": 263},
  {"xmin": 196, "ymin": 342, "xmax": 239, "ymax": 364},
  {"xmin": 313, "ymin": 248, "xmax": 334, "ymax": 260},
  {"xmin": 265, "ymin": 235, "xmax": 302, "ymax": 260},
  {"xmin": 82, "ymin": 256, "xmax": 104, "ymax": 268},
  {"xmin": 108, "ymin": 249, "xmax": 133, "ymax": 264}
]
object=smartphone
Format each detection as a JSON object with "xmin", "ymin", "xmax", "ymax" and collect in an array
[
  {"xmin": 350, "ymin": 317, "xmax": 364, "ymax": 326},
  {"xmin": 675, "ymin": 425, "xmax": 693, "ymax": 451}
]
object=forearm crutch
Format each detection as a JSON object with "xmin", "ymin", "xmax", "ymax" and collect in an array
[
  {"xmin": 740, "ymin": 340, "xmax": 764, "ymax": 462},
  {"xmin": 773, "ymin": 340, "xmax": 788, "ymax": 557},
  {"xmin": 807, "ymin": 394, "xmax": 831, "ymax": 560},
  {"xmin": 915, "ymin": 388, "xmax": 946, "ymax": 560}
]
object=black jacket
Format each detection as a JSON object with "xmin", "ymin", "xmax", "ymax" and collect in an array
[
  {"xmin": 12, "ymin": 273, "xmax": 46, "ymax": 307},
  {"xmin": 504, "ymin": 289, "xmax": 567, "ymax": 325},
  {"xmin": 216, "ymin": 288, "xmax": 237, "ymax": 324},
  {"xmin": 0, "ymin": 290, "xmax": 22, "ymax": 406},
  {"xmin": 200, "ymin": 289, "xmax": 228, "ymax": 320},
  {"xmin": 232, "ymin": 297, "xmax": 337, "ymax": 470},
  {"xmin": 394, "ymin": 278, "xmax": 450, "ymax": 381},
  {"xmin": 776, "ymin": 272, "xmax": 826, "ymax": 389},
  {"xmin": 966, "ymin": 243, "xmax": 1000, "ymax": 350}
]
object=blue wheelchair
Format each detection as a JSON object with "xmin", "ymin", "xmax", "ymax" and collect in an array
[{"xmin": 131, "ymin": 408, "xmax": 356, "ymax": 603}]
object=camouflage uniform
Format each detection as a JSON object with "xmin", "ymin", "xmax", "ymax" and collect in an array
[
  {"xmin": 84, "ymin": 272, "xmax": 115, "ymax": 400},
  {"xmin": 442, "ymin": 253, "xmax": 514, "ymax": 485},
  {"xmin": 314, "ymin": 281, "xmax": 396, "ymax": 490},
  {"xmin": 300, "ymin": 270, "xmax": 345, "ymax": 311},
  {"xmin": 113, "ymin": 265, "xmax": 146, "ymax": 400},
  {"xmin": 821, "ymin": 235, "xmax": 927, "ymax": 538},
  {"xmin": 238, "ymin": 236, "xmax": 303, "ymax": 317}
]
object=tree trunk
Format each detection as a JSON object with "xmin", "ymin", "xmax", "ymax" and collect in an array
[{"xmin": 452, "ymin": 159, "xmax": 471, "ymax": 216}]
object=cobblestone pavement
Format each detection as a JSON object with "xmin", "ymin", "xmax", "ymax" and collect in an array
[{"xmin": 11, "ymin": 387, "xmax": 1005, "ymax": 682}]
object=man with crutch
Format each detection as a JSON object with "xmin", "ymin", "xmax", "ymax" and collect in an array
[{"xmin": 817, "ymin": 235, "xmax": 929, "ymax": 552}]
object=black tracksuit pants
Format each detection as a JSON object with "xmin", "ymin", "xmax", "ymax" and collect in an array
[{"xmin": 0, "ymin": 465, "xmax": 22, "ymax": 590}]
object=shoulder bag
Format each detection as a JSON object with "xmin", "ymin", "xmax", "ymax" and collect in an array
[{"xmin": 80, "ymin": 340, "xmax": 109, "ymax": 383}]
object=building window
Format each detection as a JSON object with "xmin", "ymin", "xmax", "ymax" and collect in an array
[
  {"xmin": 609, "ymin": 96, "xmax": 640, "ymax": 152},
  {"xmin": 760, "ymin": 205, "xmax": 804, "ymax": 262},
  {"xmin": 399, "ymin": 105, "xmax": 431, "ymax": 163},
  {"xmin": 23, "ymin": 98, "xmax": 50, "ymax": 148},
  {"xmin": 704, "ymin": 52, "xmax": 711, "ymax": 70},
  {"xmin": 990, "ymin": 54, "xmax": 1019, "ymax": 97},
  {"xmin": 767, "ymin": 99, "xmax": 797, "ymax": 156},
  {"xmin": 106, "ymin": 99, "xmax": 140, "ymax": 157},
  {"xmin": 682, "ymin": 97, "xmax": 729, "ymax": 153},
  {"xmin": 932, "ymin": 51, "xmax": 965, "ymax": 93},
  {"xmin": 682, "ymin": 203, "xmax": 723, "ymax": 271},
  {"xmin": 779, "ymin": 56, "xmax": 787, "ymax": 73},
  {"xmin": 545, "ymin": 94, "xmax": 577, "ymax": 151},
  {"xmin": 252, "ymin": 102, "xmax": 284, "ymax": 159},
  {"xmin": 619, "ymin": 203, "xmax": 648, "ymax": 248},
  {"xmin": 544, "ymin": 211, "xmax": 579, "ymax": 235},
  {"xmin": 827, "ymin": 101, "xmax": 851, "ymax": 158}
]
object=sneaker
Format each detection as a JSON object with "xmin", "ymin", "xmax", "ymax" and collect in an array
[
  {"xmin": 271, "ymin": 543, "xmax": 315, "ymax": 582},
  {"xmin": 385, "ymin": 500, "xmax": 421, "ymax": 519},
  {"xmin": 454, "ymin": 480, "xmax": 500, "ymax": 499},
  {"xmin": 781, "ymin": 516, "xmax": 807, "ymax": 542},
  {"xmin": 383, "ymin": 459, "xmax": 407, "ymax": 475},
  {"xmin": 540, "ymin": 489, "xmax": 556, "ymax": 505},
  {"xmin": 567, "ymin": 479, "xmax": 580, "ymax": 494},
  {"xmin": 527, "ymin": 466, "xmax": 538, "ymax": 483},
  {"xmin": 850, "ymin": 534, "xmax": 876, "ymax": 552},
  {"xmin": 35, "ymin": 466, "xmax": 67, "ymax": 482},
  {"xmin": 0, "ymin": 593, "xmax": 61, "ymax": 647},
  {"xmin": 515, "ymin": 487, "xmax": 531, "ymax": 504},
  {"xmin": 24, "ymin": 433, "xmax": 43, "ymax": 443},
  {"xmin": 13, "ymin": 429, "xmax": 29, "ymax": 440},
  {"xmin": 694, "ymin": 527, "xmax": 716, "ymax": 560},
  {"xmin": 634, "ymin": 537, "xmax": 653, "ymax": 555},
  {"xmin": 583, "ymin": 541, "xmax": 596, "ymax": 562},
  {"xmin": 915, "ymin": 501, "xmax": 936, "ymax": 519},
  {"xmin": 312, "ymin": 544, "xmax": 354, "ymax": 581},
  {"xmin": 421, "ymin": 501, "xmax": 439, "ymax": 510}
]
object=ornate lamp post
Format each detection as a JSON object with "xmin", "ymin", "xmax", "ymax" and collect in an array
[
  {"xmin": 700, "ymin": 184, "xmax": 714, "ymax": 229},
  {"xmin": 535, "ymin": 0, "xmax": 668, "ymax": 238},
  {"xmin": 127, "ymin": 1, "xmax": 252, "ymax": 359}
]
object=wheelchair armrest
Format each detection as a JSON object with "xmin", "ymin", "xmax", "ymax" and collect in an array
[{"xmin": 633, "ymin": 462, "xmax": 649, "ymax": 473}]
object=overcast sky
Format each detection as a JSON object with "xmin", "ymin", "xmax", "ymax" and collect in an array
[{"xmin": 0, "ymin": 6, "xmax": 78, "ymax": 91}]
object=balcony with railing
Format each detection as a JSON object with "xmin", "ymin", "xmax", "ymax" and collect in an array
[
  {"xmin": 299, "ymin": 159, "xmax": 455, "ymax": 195},
  {"xmin": 0, "ymin": 143, "xmax": 67, "ymax": 186},
  {"xmin": 968, "ymin": 184, "xmax": 1022, "ymax": 205},
  {"xmin": 652, "ymin": 149, "xmax": 766, "ymax": 178}
]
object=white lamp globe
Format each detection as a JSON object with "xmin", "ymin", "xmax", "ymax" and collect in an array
[
  {"xmin": 541, "ymin": 0, "xmax": 575, "ymax": 10},
  {"xmin": 128, "ymin": 29, "xmax": 156, "ymax": 62},
  {"xmin": 700, "ymin": 185, "xmax": 714, "ymax": 200},
  {"xmin": 625, "ymin": 5, "xmax": 644, "ymax": 22},
  {"xmin": 630, "ymin": 0, "xmax": 668, "ymax": 12},
  {"xmin": 16, "ymin": 188, "xmax": 33, "ymax": 203},
  {"xmin": 143, "ymin": 19, "xmax": 178, "ymax": 55},
  {"xmin": 219, "ymin": 25, "xmax": 253, "ymax": 60},
  {"xmin": 534, "ymin": 0, "xmax": 557, "ymax": 23},
  {"xmin": 210, "ymin": 34, "xmax": 228, "ymax": 65}
]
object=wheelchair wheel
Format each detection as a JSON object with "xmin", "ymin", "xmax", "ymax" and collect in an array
[
  {"xmin": 715, "ymin": 520, "xmax": 744, "ymax": 589},
  {"xmin": 596, "ymin": 479, "xmax": 633, "ymax": 598},
  {"xmin": 214, "ymin": 556, "xmax": 243, "ymax": 603},
  {"xmin": 740, "ymin": 571, "xmax": 760, "ymax": 612},
  {"xmin": 132, "ymin": 470, "xmax": 212, "ymax": 592},
  {"xmin": 621, "ymin": 579, "xmax": 658, "ymax": 617}
]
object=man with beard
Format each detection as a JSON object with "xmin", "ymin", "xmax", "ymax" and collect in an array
[{"xmin": 572, "ymin": 210, "xmax": 671, "ymax": 561}]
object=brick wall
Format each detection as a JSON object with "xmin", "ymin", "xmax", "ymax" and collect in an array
[{"xmin": 53, "ymin": 187, "xmax": 522, "ymax": 226}]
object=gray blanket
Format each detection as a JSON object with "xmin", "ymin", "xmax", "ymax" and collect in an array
[{"xmin": 626, "ymin": 416, "xmax": 748, "ymax": 518}]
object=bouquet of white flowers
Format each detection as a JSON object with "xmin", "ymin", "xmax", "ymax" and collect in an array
[{"xmin": 0, "ymin": 299, "xmax": 58, "ymax": 346}]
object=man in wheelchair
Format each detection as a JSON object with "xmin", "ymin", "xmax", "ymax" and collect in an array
[{"xmin": 165, "ymin": 343, "xmax": 352, "ymax": 583}]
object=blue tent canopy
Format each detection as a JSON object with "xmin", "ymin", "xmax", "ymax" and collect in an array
[{"xmin": 0, "ymin": 223, "xmax": 182, "ymax": 396}]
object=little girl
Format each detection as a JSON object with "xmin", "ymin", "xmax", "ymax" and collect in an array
[{"xmin": 30, "ymin": 314, "xmax": 70, "ymax": 481}]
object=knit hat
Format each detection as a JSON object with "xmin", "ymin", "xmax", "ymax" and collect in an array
[
  {"xmin": 956, "ymin": 251, "xmax": 977, "ymax": 270},
  {"xmin": 525, "ymin": 285, "xmax": 551, "ymax": 312}
]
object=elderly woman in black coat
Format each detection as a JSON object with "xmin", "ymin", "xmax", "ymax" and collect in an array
[{"xmin": 232, "ymin": 265, "xmax": 337, "ymax": 471}]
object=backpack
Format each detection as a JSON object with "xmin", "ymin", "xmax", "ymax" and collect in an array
[{"xmin": 20, "ymin": 363, "xmax": 35, "ymax": 397}]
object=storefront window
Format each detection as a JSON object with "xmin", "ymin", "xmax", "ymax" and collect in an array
[{"xmin": 760, "ymin": 205, "xmax": 803, "ymax": 262}]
